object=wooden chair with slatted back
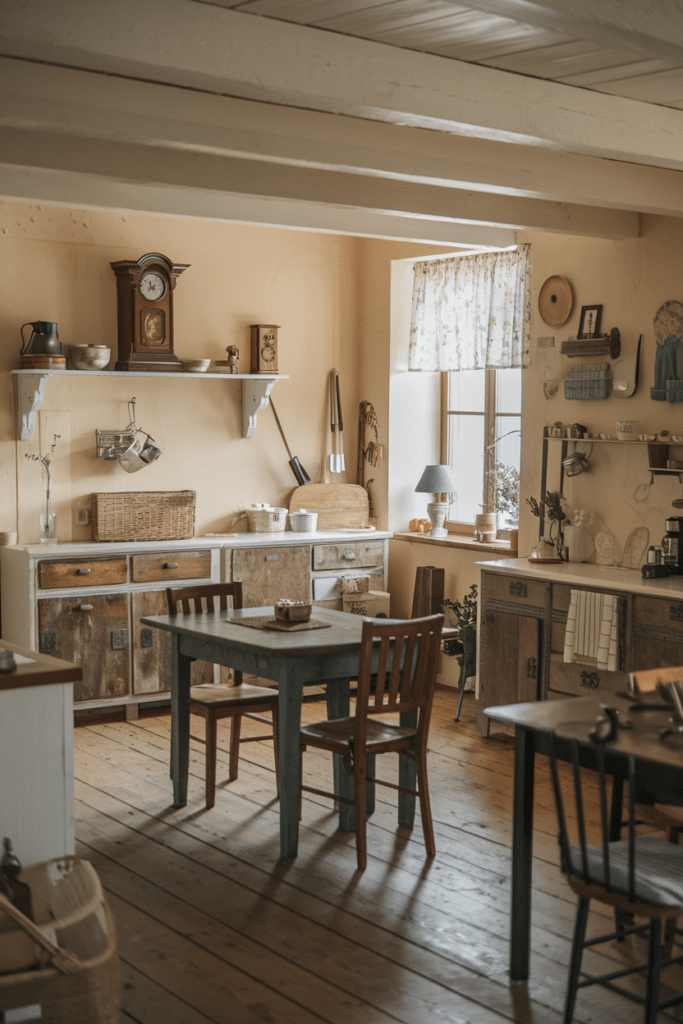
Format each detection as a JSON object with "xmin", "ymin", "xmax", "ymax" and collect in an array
[
  {"xmin": 300, "ymin": 614, "xmax": 443, "ymax": 871},
  {"xmin": 165, "ymin": 583, "xmax": 279, "ymax": 808},
  {"xmin": 546, "ymin": 730, "xmax": 683, "ymax": 1023}
]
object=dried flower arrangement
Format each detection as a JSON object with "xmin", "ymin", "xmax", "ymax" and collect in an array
[{"xmin": 526, "ymin": 490, "xmax": 567, "ymax": 558}]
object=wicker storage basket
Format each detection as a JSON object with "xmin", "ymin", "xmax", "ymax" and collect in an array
[
  {"xmin": 91, "ymin": 490, "xmax": 196, "ymax": 542},
  {"xmin": 0, "ymin": 857, "xmax": 121, "ymax": 1024},
  {"xmin": 246, "ymin": 507, "xmax": 287, "ymax": 533},
  {"xmin": 336, "ymin": 574, "xmax": 371, "ymax": 595}
]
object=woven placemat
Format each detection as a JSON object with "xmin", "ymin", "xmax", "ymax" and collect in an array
[{"xmin": 229, "ymin": 615, "xmax": 331, "ymax": 632}]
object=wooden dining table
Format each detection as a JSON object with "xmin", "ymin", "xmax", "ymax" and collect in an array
[
  {"xmin": 140, "ymin": 605, "xmax": 418, "ymax": 859},
  {"xmin": 485, "ymin": 693, "xmax": 683, "ymax": 982}
]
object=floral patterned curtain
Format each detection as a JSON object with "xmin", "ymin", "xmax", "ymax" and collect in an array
[{"xmin": 408, "ymin": 245, "xmax": 531, "ymax": 371}]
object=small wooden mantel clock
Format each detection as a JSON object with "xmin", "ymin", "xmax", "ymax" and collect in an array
[{"xmin": 110, "ymin": 253, "xmax": 189, "ymax": 372}]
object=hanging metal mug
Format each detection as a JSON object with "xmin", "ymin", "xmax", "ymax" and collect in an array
[
  {"xmin": 562, "ymin": 451, "xmax": 590, "ymax": 476},
  {"xmin": 139, "ymin": 434, "xmax": 162, "ymax": 464},
  {"xmin": 118, "ymin": 431, "xmax": 161, "ymax": 473}
]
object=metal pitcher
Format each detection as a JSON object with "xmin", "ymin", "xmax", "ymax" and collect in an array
[{"xmin": 20, "ymin": 321, "xmax": 62, "ymax": 357}]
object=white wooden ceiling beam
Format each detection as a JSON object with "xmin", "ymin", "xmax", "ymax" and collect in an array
[
  {"xmin": 448, "ymin": 0, "xmax": 683, "ymax": 65},
  {"xmin": 0, "ymin": 125, "xmax": 639, "ymax": 239},
  {"xmin": 0, "ymin": 165, "xmax": 515, "ymax": 249},
  {"xmin": 2, "ymin": 0, "xmax": 683, "ymax": 172},
  {"xmin": 3, "ymin": 60, "xmax": 682, "ymax": 221}
]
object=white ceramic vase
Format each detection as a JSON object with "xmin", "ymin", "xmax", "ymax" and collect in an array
[{"xmin": 563, "ymin": 524, "xmax": 594, "ymax": 563}]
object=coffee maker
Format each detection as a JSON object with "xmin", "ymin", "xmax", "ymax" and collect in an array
[{"xmin": 663, "ymin": 517, "xmax": 683, "ymax": 575}]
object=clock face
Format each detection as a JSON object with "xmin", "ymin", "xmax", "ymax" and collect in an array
[{"xmin": 139, "ymin": 271, "xmax": 167, "ymax": 301}]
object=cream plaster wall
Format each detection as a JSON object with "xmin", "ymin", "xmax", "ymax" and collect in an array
[
  {"xmin": 1, "ymin": 201, "xmax": 367, "ymax": 542},
  {"xmin": 4, "ymin": 200, "xmax": 682, "ymax": 608},
  {"xmin": 518, "ymin": 215, "xmax": 683, "ymax": 563}
]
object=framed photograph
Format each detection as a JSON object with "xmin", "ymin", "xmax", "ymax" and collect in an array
[{"xmin": 578, "ymin": 304, "xmax": 602, "ymax": 339}]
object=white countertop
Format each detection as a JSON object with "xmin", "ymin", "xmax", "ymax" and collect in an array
[
  {"xmin": 7, "ymin": 529, "xmax": 392, "ymax": 557},
  {"xmin": 475, "ymin": 557, "xmax": 683, "ymax": 600}
]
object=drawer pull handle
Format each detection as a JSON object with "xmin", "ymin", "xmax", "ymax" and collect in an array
[
  {"xmin": 76, "ymin": 567, "xmax": 91, "ymax": 575},
  {"xmin": 163, "ymin": 562, "xmax": 179, "ymax": 569},
  {"xmin": 342, "ymin": 553, "xmax": 356, "ymax": 561},
  {"xmin": 78, "ymin": 603, "xmax": 94, "ymax": 612},
  {"xmin": 265, "ymin": 555, "xmax": 279, "ymax": 562}
]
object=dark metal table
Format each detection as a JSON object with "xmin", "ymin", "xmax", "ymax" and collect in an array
[
  {"xmin": 485, "ymin": 694, "xmax": 683, "ymax": 981},
  {"xmin": 141, "ymin": 605, "xmax": 418, "ymax": 860}
]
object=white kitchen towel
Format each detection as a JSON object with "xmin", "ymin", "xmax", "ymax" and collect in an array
[{"xmin": 564, "ymin": 589, "xmax": 619, "ymax": 669}]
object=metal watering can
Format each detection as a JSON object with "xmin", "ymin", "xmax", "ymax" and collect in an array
[{"xmin": 20, "ymin": 321, "xmax": 62, "ymax": 357}]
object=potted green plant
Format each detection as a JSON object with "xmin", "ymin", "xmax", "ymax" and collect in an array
[{"xmin": 443, "ymin": 584, "xmax": 478, "ymax": 721}]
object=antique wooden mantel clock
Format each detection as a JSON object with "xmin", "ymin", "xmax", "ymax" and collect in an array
[{"xmin": 110, "ymin": 253, "xmax": 189, "ymax": 372}]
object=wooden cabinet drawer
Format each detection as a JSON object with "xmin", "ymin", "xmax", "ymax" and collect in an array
[
  {"xmin": 481, "ymin": 572, "xmax": 549, "ymax": 609},
  {"xmin": 634, "ymin": 595, "xmax": 683, "ymax": 635},
  {"xmin": 232, "ymin": 546, "xmax": 311, "ymax": 607},
  {"xmin": 38, "ymin": 557, "xmax": 127, "ymax": 589},
  {"xmin": 312, "ymin": 541, "xmax": 384, "ymax": 571},
  {"xmin": 131, "ymin": 551, "xmax": 211, "ymax": 583},
  {"xmin": 548, "ymin": 657, "xmax": 627, "ymax": 699}
]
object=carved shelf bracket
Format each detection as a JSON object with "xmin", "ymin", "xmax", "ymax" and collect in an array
[
  {"xmin": 16, "ymin": 372, "xmax": 50, "ymax": 440},
  {"xmin": 242, "ymin": 378, "xmax": 276, "ymax": 439}
]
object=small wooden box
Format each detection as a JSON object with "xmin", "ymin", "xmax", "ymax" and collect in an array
[{"xmin": 250, "ymin": 324, "xmax": 279, "ymax": 373}]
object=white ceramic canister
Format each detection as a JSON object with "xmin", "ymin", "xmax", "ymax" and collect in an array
[
  {"xmin": 288, "ymin": 509, "xmax": 318, "ymax": 532},
  {"xmin": 563, "ymin": 524, "xmax": 595, "ymax": 563}
]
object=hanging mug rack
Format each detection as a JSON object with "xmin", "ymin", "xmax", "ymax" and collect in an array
[{"xmin": 96, "ymin": 399, "xmax": 162, "ymax": 473}]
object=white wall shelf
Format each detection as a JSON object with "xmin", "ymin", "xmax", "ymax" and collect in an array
[{"xmin": 11, "ymin": 369, "xmax": 288, "ymax": 440}]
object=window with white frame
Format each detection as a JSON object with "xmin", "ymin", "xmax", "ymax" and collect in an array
[
  {"xmin": 442, "ymin": 367, "xmax": 521, "ymax": 530},
  {"xmin": 408, "ymin": 244, "xmax": 529, "ymax": 534}
]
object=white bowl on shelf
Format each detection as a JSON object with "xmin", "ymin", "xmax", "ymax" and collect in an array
[
  {"xmin": 639, "ymin": 433, "xmax": 656, "ymax": 441},
  {"xmin": 671, "ymin": 435, "xmax": 683, "ymax": 443},
  {"xmin": 181, "ymin": 359, "xmax": 211, "ymax": 373},
  {"xmin": 69, "ymin": 345, "xmax": 111, "ymax": 370}
]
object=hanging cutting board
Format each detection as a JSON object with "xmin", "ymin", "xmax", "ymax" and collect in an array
[{"xmin": 289, "ymin": 484, "xmax": 369, "ymax": 529}]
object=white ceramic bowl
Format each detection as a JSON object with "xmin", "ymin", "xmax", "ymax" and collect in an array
[
  {"xmin": 181, "ymin": 359, "xmax": 211, "ymax": 373},
  {"xmin": 639, "ymin": 433, "xmax": 656, "ymax": 442},
  {"xmin": 672, "ymin": 436, "xmax": 683, "ymax": 443},
  {"xmin": 70, "ymin": 345, "xmax": 111, "ymax": 371}
]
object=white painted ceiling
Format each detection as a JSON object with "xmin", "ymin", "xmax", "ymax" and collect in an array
[
  {"xmin": 225, "ymin": 0, "xmax": 683, "ymax": 109},
  {"xmin": 1, "ymin": 0, "xmax": 683, "ymax": 245}
]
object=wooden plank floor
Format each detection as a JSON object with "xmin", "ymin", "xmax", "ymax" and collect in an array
[{"xmin": 73, "ymin": 689, "xmax": 683, "ymax": 1024}]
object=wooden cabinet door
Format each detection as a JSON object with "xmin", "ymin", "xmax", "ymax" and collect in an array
[
  {"xmin": 632, "ymin": 596, "xmax": 683, "ymax": 672},
  {"xmin": 132, "ymin": 590, "xmax": 213, "ymax": 695},
  {"xmin": 478, "ymin": 608, "xmax": 541, "ymax": 735},
  {"xmin": 38, "ymin": 594, "xmax": 129, "ymax": 703},
  {"xmin": 232, "ymin": 546, "xmax": 311, "ymax": 607}
]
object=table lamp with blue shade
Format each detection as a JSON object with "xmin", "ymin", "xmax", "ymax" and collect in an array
[{"xmin": 415, "ymin": 464, "xmax": 456, "ymax": 538}]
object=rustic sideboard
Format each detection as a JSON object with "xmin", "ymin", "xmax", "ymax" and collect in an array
[{"xmin": 0, "ymin": 531, "xmax": 390, "ymax": 716}]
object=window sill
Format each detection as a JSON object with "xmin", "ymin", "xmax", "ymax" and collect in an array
[{"xmin": 393, "ymin": 532, "xmax": 518, "ymax": 555}]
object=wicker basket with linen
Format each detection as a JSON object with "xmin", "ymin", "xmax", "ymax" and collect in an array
[
  {"xmin": 0, "ymin": 857, "xmax": 120, "ymax": 1024},
  {"xmin": 91, "ymin": 490, "xmax": 196, "ymax": 541}
]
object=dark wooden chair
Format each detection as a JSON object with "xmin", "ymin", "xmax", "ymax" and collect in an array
[
  {"xmin": 546, "ymin": 730, "xmax": 683, "ymax": 1023},
  {"xmin": 300, "ymin": 614, "xmax": 444, "ymax": 870},
  {"xmin": 165, "ymin": 583, "xmax": 279, "ymax": 808}
]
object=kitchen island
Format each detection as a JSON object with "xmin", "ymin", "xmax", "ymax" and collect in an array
[
  {"xmin": 474, "ymin": 557, "xmax": 683, "ymax": 736},
  {"xmin": 0, "ymin": 529, "xmax": 391, "ymax": 715}
]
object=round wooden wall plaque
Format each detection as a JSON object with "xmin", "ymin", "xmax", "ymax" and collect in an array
[{"xmin": 539, "ymin": 275, "xmax": 573, "ymax": 326}]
